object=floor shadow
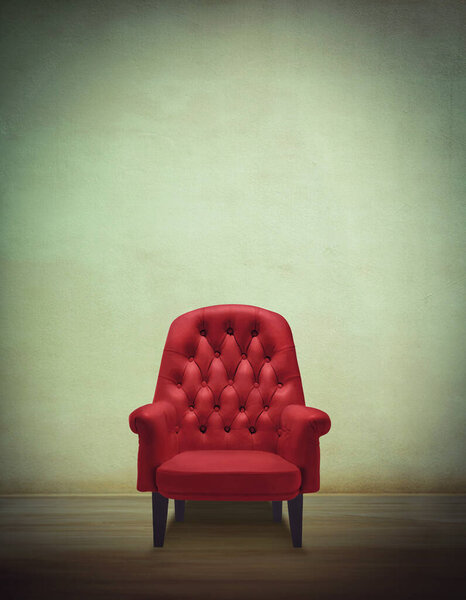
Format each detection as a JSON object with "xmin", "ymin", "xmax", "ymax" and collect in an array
[
  {"xmin": 165, "ymin": 500, "xmax": 292, "ymax": 548},
  {"xmin": 176, "ymin": 500, "xmax": 278, "ymax": 522}
]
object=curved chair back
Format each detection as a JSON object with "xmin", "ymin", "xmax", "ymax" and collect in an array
[{"xmin": 153, "ymin": 304, "xmax": 305, "ymax": 452}]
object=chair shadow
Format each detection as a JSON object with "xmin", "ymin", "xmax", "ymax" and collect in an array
[{"xmin": 165, "ymin": 501, "xmax": 292, "ymax": 548}]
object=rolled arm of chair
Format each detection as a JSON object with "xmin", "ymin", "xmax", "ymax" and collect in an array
[
  {"xmin": 129, "ymin": 401, "xmax": 178, "ymax": 491},
  {"xmin": 277, "ymin": 404, "xmax": 331, "ymax": 493}
]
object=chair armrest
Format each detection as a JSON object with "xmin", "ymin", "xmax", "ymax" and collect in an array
[
  {"xmin": 277, "ymin": 404, "xmax": 331, "ymax": 493},
  {"xmin": 129, "ymin": 401, "xmax": 176, "ymax": 435},
  {"xmin": 129, "ymin": 402, "xmax": 178, "ymax": 491},
  {"xmin": 280, "ymin": 404, "xmax": 331, "ymax": 438}
]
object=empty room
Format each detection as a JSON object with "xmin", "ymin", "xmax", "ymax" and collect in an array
[{"xmin": 1, "ymin": 1, "xmax": 465, "ymax": 599}]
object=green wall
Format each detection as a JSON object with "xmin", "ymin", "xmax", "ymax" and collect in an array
[{"xmin": 1, "ymin": 0, "xmax": 465, "ymax": 493}]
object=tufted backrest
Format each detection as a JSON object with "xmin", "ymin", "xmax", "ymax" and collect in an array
[{"xmin": 153, "ymin": 304, "xmax": 305, "ymax": 453}]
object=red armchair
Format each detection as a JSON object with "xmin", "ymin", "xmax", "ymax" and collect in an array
[{"xmin": 129, "ymin": 304, "xmax": 331, "ymax": 547}]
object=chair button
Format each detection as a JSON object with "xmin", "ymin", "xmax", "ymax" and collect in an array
[
  {"xmin": 265, "ymin": 356, "xmax": 271, "ymax": 362},
  {"xmin": 200, "ymin": 329, "xmax": 206, "ymax": 336},
  {"xmin": 251, "ymin": 330, "xmax": 258, "ymax": 337},
  {"xmin": 224, "ymin": 426, "xmax": 230, "ymax": 433},
  {"xmin": 200, "ymin": 425, "xmax": 206, "ymax": 433},
  {"xmin": 189, "ymin": 405, "xmax": 194, "ymax": 411},
  {"xmin": 253, "ymin": 382, "xmax": 259, "ymax": 388},
  {"xmin": 176, "ymin": 383, "xmax": 182, "ymax": 388},
  {"xmin": 263, "ymin": 405, "xmax": 269, "ymax": 411},
  {"xmin": 241, "ymin": 354, "xmax": 247, "ymax": 360},
  {"xmin": 227, "ymin": 328, "xmax": 233, "ymax": 335},
  {"xmin": 277, "ymin": 382, "xmax": 283, "ymax": 388},
  {"xmin": 239, "ymin": 406, "xmax": 245, "ymax": 412},
  {"xmin": 228, "ymin": 379, "xmax": 233, "ymax": 386},
  {"xmin": 188, "ymin": 356, "xmax": 194, "ymax": 362},
  {"xmin": 214, "ymin": 351, "xmax": 220, "ymax": 357},
  {"xmin": 249, "ymin": 426, "xmax": 256, "ymax": 434},
  {"xmin": 214, "ymin": 405, "xmax": 220, "ymax": 411},
  {"xmin": 202, "ymin": 381, "xmax": 207, "ymax": 387}
]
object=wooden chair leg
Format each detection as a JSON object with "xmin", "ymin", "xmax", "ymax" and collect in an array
[
  {"xmin": 175, "ymin": 499, "xmax": 185, "ymax": 522},
  {"xmin": 152, "ymin": 492, "xmax": 169, "ymax": 547},
  {"xmin": 272, "ymin": 501, "xmax": 282, "ymax": 522},
  {"xmin": 287, "ymin": 494, "xmax": 303, "ymax": 547}
]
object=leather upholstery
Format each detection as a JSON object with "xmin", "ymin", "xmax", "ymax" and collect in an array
[
  {"xmin": 129, "ymin": 304, "xmax": 331, "ymax": 499},
  {"xmin": 156, "ymin": 450, "xmax": 301, "ymax": 501}
]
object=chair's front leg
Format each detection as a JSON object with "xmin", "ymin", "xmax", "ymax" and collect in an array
[
  {"xmin": 287, "ymin": 494, "xmax": 303, "ymax": 547},
  {"xmin": 175, "ymin": 499, "xmax": 185, "ymax": 522},
  {"xmin": 272, "ymin": 501, "xmax": 282, "ymax": 522},
  {"xmin": 152, "ymin": 492, "xmax": 169, "ymax": 547}
]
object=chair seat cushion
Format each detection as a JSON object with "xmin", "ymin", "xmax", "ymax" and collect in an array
[{"xmin": 156, "ymin": 450, "xmax": 301, "ymax": 501}]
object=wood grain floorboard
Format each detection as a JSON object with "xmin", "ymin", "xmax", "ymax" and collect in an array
[{"xmin": 0, "ymin": 495, "xmax": 464, "ymax": 599}]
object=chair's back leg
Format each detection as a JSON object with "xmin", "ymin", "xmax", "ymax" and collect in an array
[
  {"xmin": 152, "ymin": 492, "xmax": 169, "ymax": 547},
  {"xmin": 272, "ymin": 501, "xmax": 283, "ymax": 522},
  {"xmin": 287, "ymin": 494, "xmax": 303, "ymax": 547},
  {"xmin": 175, "ymin": 499, "xmax": 185, "ymax": 522}
]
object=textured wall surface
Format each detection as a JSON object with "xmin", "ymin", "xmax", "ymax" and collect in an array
[{"xmin": 1, "ymin": 0, "xmax": 465, "ymax": 493}]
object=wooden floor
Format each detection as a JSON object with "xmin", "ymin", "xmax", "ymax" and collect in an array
[{"xmin": 0, "ymin": 495, "xmax": 464, "ymax": 599}]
